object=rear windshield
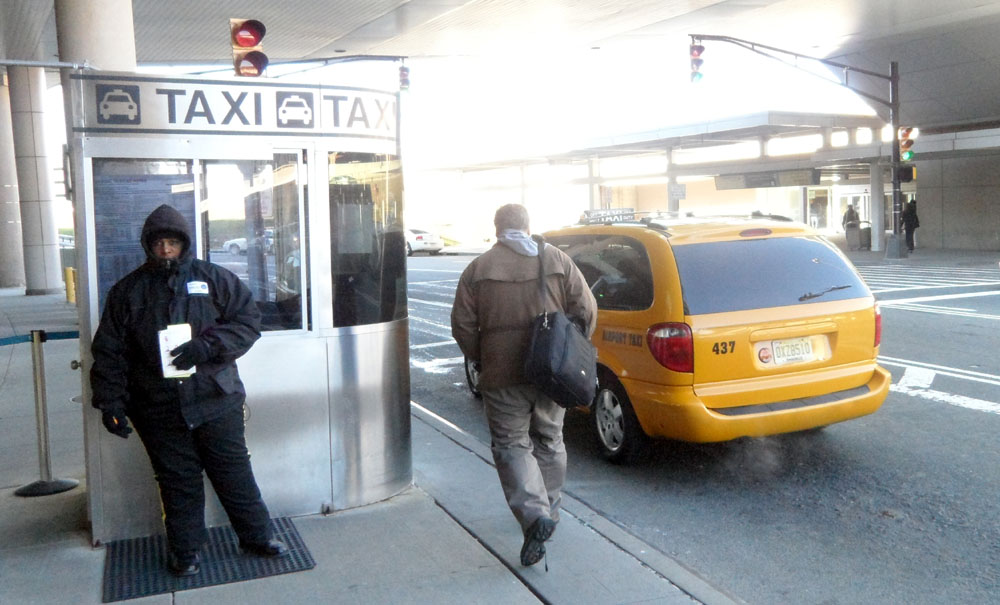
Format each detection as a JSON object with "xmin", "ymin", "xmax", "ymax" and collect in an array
[{"xmin": 672, "ymin": 236, "xmax": 870, "ymax": 315}]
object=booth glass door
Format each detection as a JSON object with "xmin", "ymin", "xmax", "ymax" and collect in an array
[{"xmin": 200, "ymin": 152, "xmax": 308, "ymax": 332}]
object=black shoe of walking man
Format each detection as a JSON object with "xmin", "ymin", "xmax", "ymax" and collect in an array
[{"xmin": 520, "ymin": 517, "xmax": 557, "ymax": 567}]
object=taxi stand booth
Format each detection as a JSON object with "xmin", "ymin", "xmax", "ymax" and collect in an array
[{"xmin": 67, "ymin": 71, "xmax": 412, "ymax": 544}]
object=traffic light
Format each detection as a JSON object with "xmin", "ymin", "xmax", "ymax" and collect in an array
[
  {"xmin": 690, "ymin": 43, "xmax": 705, "ymax": 82},
  {"xmin": 230, "ymin": 19, "xmax": 268, "ymax": 77},
  {"xmin": 899, "ymin": 126, "xmax": 917, "ymax": 161},
  {"xmin": 897, "ymin": 166, "xmax": 916, "ymax": 183},
  {"xmin": 399, "ymin": 65, "xmax": 410, "ymax": 90}
]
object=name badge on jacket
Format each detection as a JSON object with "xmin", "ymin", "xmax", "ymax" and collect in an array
[{"xmin": 187, "ymin": 281, "xmax": 209, "ymax": 296}]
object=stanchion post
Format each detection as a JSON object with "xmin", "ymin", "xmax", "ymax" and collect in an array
[{"xmin": 14, "ymin": 329, "xmax": 79, "ymax": 497}]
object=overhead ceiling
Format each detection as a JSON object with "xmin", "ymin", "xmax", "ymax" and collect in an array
[{"xmin": 2, "ymin": 0, "xmax": 1000, "ymax": 130}]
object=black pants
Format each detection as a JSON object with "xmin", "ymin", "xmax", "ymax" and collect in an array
[
  {"xmin": 905, "ymin": 228, "xmax": 916, "ymax": 251},
  {"xmin": 133, "ymin": 406, "xmax": 272, "ymax": 553}
]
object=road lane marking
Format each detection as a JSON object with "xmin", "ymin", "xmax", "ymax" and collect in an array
[
  {"xmin": 879, "ymin": 355, "xmax": 1000, "ymax": 387},
  {"xmin": 880, "ymin": 360, "xmax": 1000, "ymax": 415},
  {"xmin": 411, "ymin": 340, "xmax": 455, "ymax": 349},
  {"xmin": 409, "ymin": 297, "xmax": 454, "ymax": 309},
  {"xmin": 411, "ymin": 356, "xmax": 463, "ymax": 374},
  {"xmin": 880, "ymin": 291, "xmax": 1000, "ymax": 305},
  {"xmin": 882, "ymin": 304, "xmax": 1000, "ymax": 321}
]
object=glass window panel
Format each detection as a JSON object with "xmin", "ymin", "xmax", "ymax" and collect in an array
[
  {"xmin": 547, "ymin": 234, "xmax": 654, "ymax": 311},
  {"xmin": 92, "ymin": 159, "xmax": 194, "ymax": 312},
  {"xmin": 328, "ymin": 152, "xmax": 405, "ymax": 327},
  {"xmin": 672, "ymin": 237, "xmax": 869, "ymax": 314},
  {"xmin": 202, "ymin": 154, "xmax": 307, "ymax": 331}
]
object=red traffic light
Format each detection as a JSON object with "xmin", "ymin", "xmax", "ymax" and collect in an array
[
  {"xmin": 230, "ymin": 19, "xmax": 268, "ymax": 77},
  {"xmin": 690, "ymin": 43, "xmax": 705, "ymax": 82},
  {"xmin": 232, "ymin": 19, "xmax": 266, "ymax": 47}
]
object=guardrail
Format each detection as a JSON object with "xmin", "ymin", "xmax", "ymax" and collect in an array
[{"xmin": 1, "ymin": 329, "xmax": 81, "ymax": 497}]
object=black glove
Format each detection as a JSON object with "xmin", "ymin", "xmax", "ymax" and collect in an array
[
  {"xmin": 170, "ymin": 339, "xmax": 211, "ymax": 370},
  {"xmin": 101, "ymin": 409, "xmax": 132, "ymax": 439}
]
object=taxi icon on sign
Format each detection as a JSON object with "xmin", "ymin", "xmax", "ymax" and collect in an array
[
  {"xmin": 278, "ymin": 95, "xmax": 312, "ymax": 126},
  {"xmin": 99, "ymin": 89, "xmax": 138, "ymax": 121}
]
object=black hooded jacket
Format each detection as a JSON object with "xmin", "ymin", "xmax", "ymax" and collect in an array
[{"xmin": 90, "ymin": 204, "xmax": 261, "ymax": 428}]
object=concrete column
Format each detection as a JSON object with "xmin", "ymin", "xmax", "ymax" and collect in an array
[
  {"xmin": 8, "ymin": 66, "xmax": 62, "ymax": 295},
  {"xmin": 55, "ymin": 0, "xmax": 137, "ymax": 71},
  {"xmin": 0, "ymin": 77, "xmax": 26, "ymax": 287},
  {"xmin": 869, "ymin": 162, "xmax": 885, "ymax": 252},
  {"xmin": 588, "ymin": 158, "xmax": 600, "ymax": 211}
]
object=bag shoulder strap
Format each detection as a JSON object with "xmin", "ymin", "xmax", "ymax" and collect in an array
[{"xmin": 532, "ymin": 234, "xmax": 549, "ymax": 307}]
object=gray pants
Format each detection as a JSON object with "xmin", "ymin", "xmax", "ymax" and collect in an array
[{"xmin": 482, "ymin": 384, "xmax": 567, "ymax": 533}]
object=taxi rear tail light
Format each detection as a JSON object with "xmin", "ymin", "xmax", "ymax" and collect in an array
[
  {"xmin": 647, "ymin": 322, "xmax": 693, "ymax": 372},
  {"xmin": 874, "ymin": 302, "xmax": 882, "ymax": 347}
]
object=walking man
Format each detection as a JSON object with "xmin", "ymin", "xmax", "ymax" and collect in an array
[
  {"xmin": 91, "ymin": 204, "xmax": 287, "ymax": 576},
  {"xmin": 451, "ymin": 203, "xmax": 597, "ymax": 566}
]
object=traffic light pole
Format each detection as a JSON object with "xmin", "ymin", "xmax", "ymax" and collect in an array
[
  {"xmin": 689, "ymin": 35, "xmax": 909, "ymax": 258},
  {"xmin": 884, "ymin": 61, "xmax": 908, "ymax": 258}
]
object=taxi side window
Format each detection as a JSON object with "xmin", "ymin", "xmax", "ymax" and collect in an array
[{"xmin": 550, "ymin": 235, "xmax": 653, "ymax": 311}]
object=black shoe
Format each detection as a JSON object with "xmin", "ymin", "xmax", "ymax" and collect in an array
[
  {"xmin": 167, "ymin": 550, "xmax": 200, "ymax": 577},
  {"xmin": 240, "ymin": 538, "xmax": 289, "ymax": 557},
  {"xmin": 520, "ymin": 517, "xmax": 556, "ymax": 567}
]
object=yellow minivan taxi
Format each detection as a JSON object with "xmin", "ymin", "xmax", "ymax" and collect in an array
[{"xmin": 544, "ymin": 214, "xmax": 890, "ymax": 463}]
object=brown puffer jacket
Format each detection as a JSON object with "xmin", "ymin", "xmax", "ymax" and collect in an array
[{"xmin": 451, "ymin": 242, "xmax": 597, "ymax": 390}]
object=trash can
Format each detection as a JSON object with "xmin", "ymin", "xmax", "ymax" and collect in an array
[
  {"xmin": 858, "ymin": 221, "xmax": 872, "ymax": 250},
  {"xmin": 845, "ymin": 221, "xmax": 861, "ymax": 250}
]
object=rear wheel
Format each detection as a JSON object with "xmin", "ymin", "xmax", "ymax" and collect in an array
[
  {"xmin": 406, "ymin": 243, "xmax": 413, "ymax": 256},
  {"xmin": 464, "ymin": 357, "xmax": 482, "ymax": 399},
  {"xmin": 592, "ymin": 378, "xmax": 647, "ymax": 464},
  {"xmin": 229, "ymin": 243, "xmax": 241, "ymax": 255}
]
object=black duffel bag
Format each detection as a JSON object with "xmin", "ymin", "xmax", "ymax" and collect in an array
[{"xmin": 523, "ymin": 236, "xmax": 597, "ymax": 408}]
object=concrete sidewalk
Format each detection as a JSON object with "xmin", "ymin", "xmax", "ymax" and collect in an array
[{"xmin": 0, "ymin": 286, "xmax": 730, "ymax": 604}]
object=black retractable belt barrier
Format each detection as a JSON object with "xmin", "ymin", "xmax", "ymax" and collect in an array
[{"xmin": 11, "ymin": 329, "xmax": 81, "ymax": 497}]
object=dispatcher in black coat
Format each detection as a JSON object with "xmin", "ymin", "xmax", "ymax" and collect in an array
[{"xmin": 90, "ymin": 204, "xmax": 287, "ymax": 576}]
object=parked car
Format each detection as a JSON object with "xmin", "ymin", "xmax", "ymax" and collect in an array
[
  {"xmin": 543, "ymin": 213, "xmax": 889, "ymax": 463},
  {"xmin": 405, "ymin": 229, "xmax": 443, "ymax": 255},
  {"xmin": 222, "ymin": 229, "xmax": 273, "ymax": 255}
]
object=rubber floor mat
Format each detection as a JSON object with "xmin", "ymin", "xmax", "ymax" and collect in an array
[{"xmin": 102, "ymin": 517, "xmax": 314, "ymax": 602}]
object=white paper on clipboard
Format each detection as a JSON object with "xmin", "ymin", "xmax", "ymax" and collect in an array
[{"xmin": 159, "ymin": 323, "xmax": 194, "ymax": 378}]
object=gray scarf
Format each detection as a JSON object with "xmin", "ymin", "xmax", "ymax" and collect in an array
[{"xmin": 497, "ymin": 229, "xmax": 538, "ymax": 256}]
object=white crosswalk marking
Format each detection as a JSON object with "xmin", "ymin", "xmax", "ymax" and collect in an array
[{"xmin": 854, "ymin": 264, "xmax": 1000, "ymax": 292}]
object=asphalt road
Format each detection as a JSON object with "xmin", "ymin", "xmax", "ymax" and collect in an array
[{"xmin": 405, "ymin": 253, "xmax": 1000, "ymax": 605}]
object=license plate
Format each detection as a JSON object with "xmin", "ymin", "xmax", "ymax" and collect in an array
[{"xmin": 771, "ymin": 337, "xmax": 814, "ymax": 366}]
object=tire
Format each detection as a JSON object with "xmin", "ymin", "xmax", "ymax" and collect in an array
[
  {"xmin": 229, "ymin": 244, "xmax": 241, "ymax": 255},
  {"xmin": 406, "ymin": 243, "xmax": 413, "ymax": 256},
  {"xmin": 592, "ymin": 378, "xmax": 648, "ymax": 464},
  {"xmin": 464, "ymin": 357, "xmax": 482, "ymax": 399}
]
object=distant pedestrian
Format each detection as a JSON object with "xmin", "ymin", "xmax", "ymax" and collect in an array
[
  {"xmin": 842, "ymin": 204, "xmax": 859, "ymax": 230},
  {"xmin": 451, "ymin": 203, "xmax": 597, "ymax": 567},
  {"xmin": 902, "ymin": 199, "xmax": 920, "ymax": 252}
]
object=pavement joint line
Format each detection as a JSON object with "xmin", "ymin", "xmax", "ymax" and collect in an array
[{"xmin": 411, "ymin": 402, "xmax": 742, "ymax": 605}]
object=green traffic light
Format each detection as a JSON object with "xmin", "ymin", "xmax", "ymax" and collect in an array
[
  {"xmin": 901, "ymin": 150, "xmax": 914, "ymax": 161},
  {"xmin": 690, "ymin": 71, "xmax": 703, "ymax": 83}
]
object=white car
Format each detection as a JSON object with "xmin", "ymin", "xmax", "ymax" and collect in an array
[
  {"xmin": 278, "ymin": 96, "xmax": 312, "ymax": 125},
  {"xmin": 405, "ymin": 229, "xmax": 443, "ymax": 255},
  {"xmin": 99, "ymin": 89, "xmax": 138, "ymax": 121},
  {"xmin": 222, "ymin": 230, "xmax": 273, "ymax": 255}
]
